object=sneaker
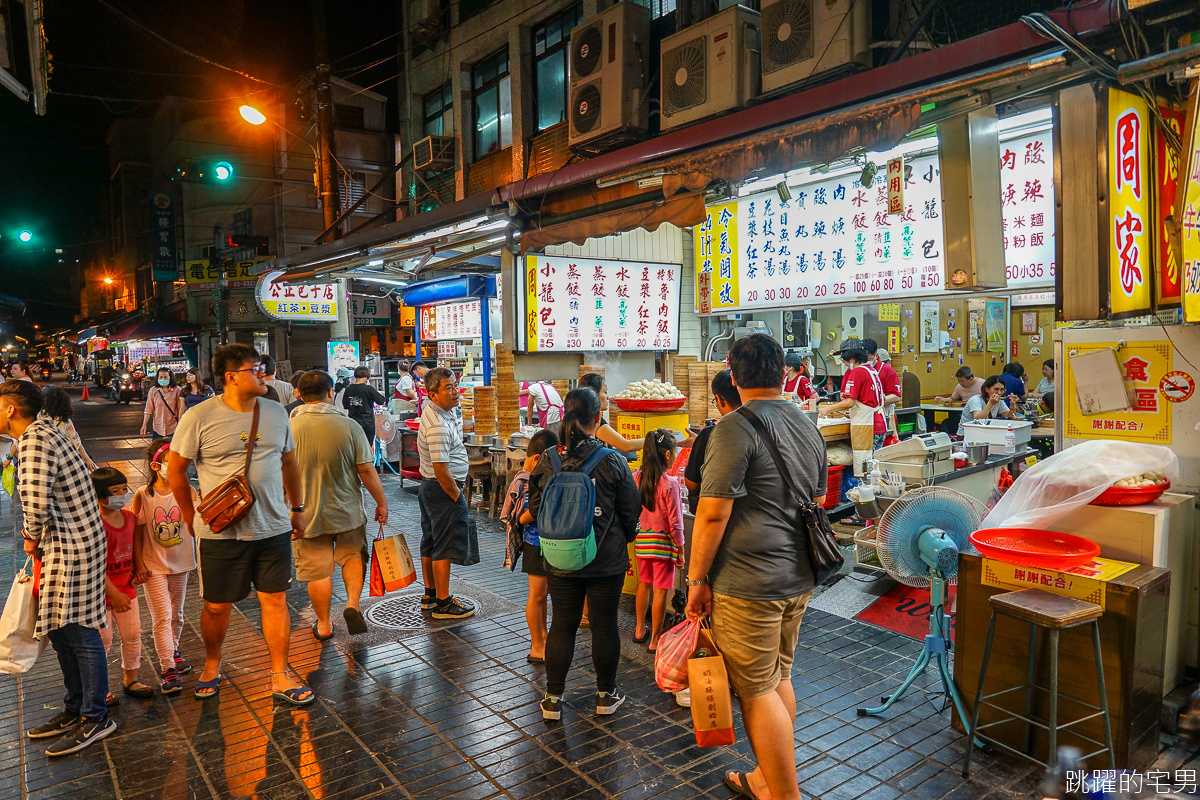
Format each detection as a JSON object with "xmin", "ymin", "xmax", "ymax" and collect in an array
[
  {"xmin": 596, "ymin": 689, "xmax": 626, "ymax": 715},
  {"xmin": 26, "ymin": 711, "xmax": 80, "ymax": 740},
  {"xmin": 674, "ymin": 688, "xmax": 692, "ymax": 708},
  {"xmin": 432, "ymin": 596, "xmax": 476, "ymax": 620},
  {"xmin": 420, "ymin": 590, "xmax": 437, "ymax": 611},
  {"xmin": 160, "ymin": 668, "xmax": 182, "ymax": 695},
  {"xmin": 540, "ymin": 694, "xmax": 562, "ymax": 721},
  {"xmin": 45, "ymin": 715, "xmax": 117, "ymax": 757},
  {"xmin": 173, "ymin": 650, "xmax": 192, "ymax": 675}
]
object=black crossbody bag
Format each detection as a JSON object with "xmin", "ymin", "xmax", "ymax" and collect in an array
[{"xmin": 736, "ymin": 406, "xmax": 844, "ymax": 585}]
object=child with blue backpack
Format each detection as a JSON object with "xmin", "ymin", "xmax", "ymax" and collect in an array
[
  {"xmin": 501, "ymin": 429, "xmax": 558, "ymax": 664},
  {"xmin": 528, "ymin": 387, "xmax": 641, "ymax": 722}
]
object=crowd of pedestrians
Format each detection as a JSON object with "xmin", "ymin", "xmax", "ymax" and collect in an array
[{"xmin": 11, "ymin": 333, "xmax": 830, "ymax": 800}]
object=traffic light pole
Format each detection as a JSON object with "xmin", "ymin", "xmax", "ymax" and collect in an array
[{"xmin": 214, "ymin": 224, "xmax": 229, "ymax": 347}]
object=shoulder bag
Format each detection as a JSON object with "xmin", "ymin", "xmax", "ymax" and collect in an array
[
  {"xmin": 195, "ymin": 401, "xmax": 260, "ymax": 534},
  {"xmin": 736, "ymin": 406, "xmax": 844, "ymax": 585}
]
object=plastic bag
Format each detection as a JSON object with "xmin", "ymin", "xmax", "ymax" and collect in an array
[
  {"xmin": 655, "ymin": 617, "xmax": 699, "ymax": 692},
  {"xmin": 981, "ymin": 440, "xmax": 1179, "ymax": 531},
  {"xmin": 1, "ymin": 464, "xmax": 13, "ymax": 496},
  {"xmin": 0, "ymin": 558, "xmax": 45, "ymax": 674}
]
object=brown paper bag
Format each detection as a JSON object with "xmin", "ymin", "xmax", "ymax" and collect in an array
[
  {"xmin": 687, "ymin": 627, "xmax": 735, "ymax": 747},
  {"xmin": 369, "ymin": 524, "xmax": 417, "ymax": 597}
]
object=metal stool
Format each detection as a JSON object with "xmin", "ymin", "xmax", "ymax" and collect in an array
[{"xmin": 962, "ymin": 588, "xmax": 1115, "ymax": 777}]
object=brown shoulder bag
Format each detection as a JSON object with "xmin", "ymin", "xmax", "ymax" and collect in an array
[{"xmin": 196, "ymin": 401, "xmax": 260, "ymax": 534}]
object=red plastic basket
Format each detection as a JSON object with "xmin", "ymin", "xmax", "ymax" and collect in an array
[
  {"xmin": 822, "ymin": 465, "xmax": 844, "ymax": 509},
  {"xmin": 405, "ymin": 418, "xmax": 420, "ymax": 431},
  {"xmin": 611, "ymin": 397, "xmax": 686, "ymax": 412},
  {"xmin": 969, "ymin": 528, "xmax": 1100, "ymax": 570},
  {"xmin": 1090, "ymin": 479, "xmax": 1170, "ymax": 506}
]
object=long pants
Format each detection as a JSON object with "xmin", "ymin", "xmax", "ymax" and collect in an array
[
  {"xmin": 47, "ymin": 623, "xmax": 108, "ymax": 721},
  {"xmin": 99, "ymin": 597, "xmax": 142, "ymax": 672},
  {"xmin": 545, "ymin": 573, "xmax": 625, "ymax": 697},
  {"xmin": 143, "ymin": 573, "xmax": 188, "ymax": 672}
]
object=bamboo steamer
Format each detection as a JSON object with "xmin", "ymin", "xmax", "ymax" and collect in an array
[
  {"xmin": 551, "ymin": 380, "xmax": 569, "ymax": 399},
  {"xmin": 671, "ymin": 355, "xmax": 696, "ymax": 388},
  {"xmin": 473, "ymin": 386, "xmax": 497, "ymax": 436},
  {"xmin": 687, "ymin": 362, "xmax": 710, "ymax": 426},
  {"xmin": 579, "ymin": 364, "xmax": 605, "ymax": 380}
]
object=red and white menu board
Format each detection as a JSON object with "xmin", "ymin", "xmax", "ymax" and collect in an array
[
  {"xmin": 420, "ymin": 300, "xmax": 482, "ymax": 340},
  {"xmin": 1000, "ymin": 129, "xmax": 1056, "ymax": 287},
  {"xmin": 522, "ymin": 255, "xmax": 681, "ymax": 352}
]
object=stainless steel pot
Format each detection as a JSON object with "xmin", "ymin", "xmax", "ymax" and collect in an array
[{"xmin": 964, "ymin": 442, "xmax": 989, "ymax": 466}]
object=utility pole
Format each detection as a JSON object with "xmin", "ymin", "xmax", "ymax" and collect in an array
[{"xmin": 214, "ymin": 224, "xmax": 228, "ymax": 347}]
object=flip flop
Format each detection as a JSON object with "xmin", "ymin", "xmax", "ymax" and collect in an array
[
  {"xmin": 526, "ymin": 655, "xmax": 544, "ymax": 664},
  {"xmin": 311, "ymin": 621, "xmax": 334, "ymax": 642},
  {"xmin": 273, "ymin": 686, "xmax": 316, "ymax": 706},
  {"xmin": 343, "ymin": 607, "xmax": 368, "ymax": 636},
  {"xmin": 632, "ymin": 630, "xmax": 650, "ymax": 644},
  {"xmin": 194, "ymin": 675, "xmax": 221, "ymax": 700},
  {"xmin": 722, "ymin": 771, "xmax": 764, "ymax": 800},
  {"xmin": 124, "ymin": 681, "xmax": 154, "ymax": 699}
]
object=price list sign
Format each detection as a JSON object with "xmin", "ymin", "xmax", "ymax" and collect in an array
[
  {"xmin": 1000, "ymin": 129, "xmax": 1056, "ymax": 288},
  {"xmin": 420, "ymin": 300, "xmax": 483, "ymax": 340},
  {"xmin": 522, "ymin": 255, "xmax": 681, "ymax": 352}
]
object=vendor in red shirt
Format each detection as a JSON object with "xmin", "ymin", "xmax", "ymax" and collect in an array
[
  {"xmin": 820, "ymin": 344, "xmax": 885, "ymax": 475},
  {"xmin": 782, "ymin": 352, "xmax": 816, "ymax": 401},
  {"xmin": 862, "ymin": 339, "xmax": 902, "ymax": 434}
]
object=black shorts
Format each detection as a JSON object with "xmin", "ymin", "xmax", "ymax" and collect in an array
[
  {"xmin": 418, "ymin": 479, "xmax": 468, "ymax": 561},
  {"xmin": 521, "ymin": 541, "xmax": 547, "ymax": 577},
  {"xmin": 198, "ymin": 531, "xmax": 293, "ymax": 603}
]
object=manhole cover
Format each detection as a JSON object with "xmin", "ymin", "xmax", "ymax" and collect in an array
[{"xmin": 364, "ymin": 593, "xmax": 482, "ymax": 631}]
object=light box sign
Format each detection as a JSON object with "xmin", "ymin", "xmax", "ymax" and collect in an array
[
  {"xmin": 522, "ymin": 255, "xmax": 681, "ymax": 352},
  {"xmin": 350, "ymin": 295, "xmax": 392, "ymax": 327},
  {"xmin": 694, "ymin": 126, "xmax": 1056, "ymax": 313},
  {"xmin": 1182, "ymin": 92, "xmax": 1200, "ymax": 323},
  {"xmin": 1156, "ymin": 104, "xmax": 1185, "ymax": 307},
  {"xmin": 1108, "ymin": 88, "xmax": 1153, "ymax": 318},
  {"xmin": 184, "ymin": 258, "xmax": 268, "ymax": 290},
  {"xmin": 420, "ymin": 300, "xmax": 483, "ymax": 340},
  {"xmin": 256, "ymin": 269, "xmax": 340, "ymax": 322}
]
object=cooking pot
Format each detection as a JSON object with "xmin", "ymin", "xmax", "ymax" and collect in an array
[{"xmin": 965, "ymin": 442, "xmax": 989, "ymax": 466}]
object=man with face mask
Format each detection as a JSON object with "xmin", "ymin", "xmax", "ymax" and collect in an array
[{"xmin": 4, "ymin": 379, "xmax": 114, "ymax": 756}]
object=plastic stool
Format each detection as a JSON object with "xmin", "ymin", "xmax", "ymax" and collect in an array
[{"xmin": 962, "ymin": 588, "xmax": 1115, "ymax": 776}]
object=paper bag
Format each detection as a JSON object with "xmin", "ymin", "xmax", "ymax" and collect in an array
[
  {"xmin": 687, "ymin": 627, "xmax": 735, "ymax": 747},
  {"xmin": 0, "ymin": 558, "xmax": 45, "ymax": 674},
  {"xmin": 369, "ymin": 525, "xmax": 417, "ymax": 597}
]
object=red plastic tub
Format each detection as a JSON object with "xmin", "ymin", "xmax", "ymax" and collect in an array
[
  {"xmin": 969, "ymin": 528, "xmax": 1100, "ymax": 570},
  {"xmin": 822, "ymin": 465, "xmax": 844, "ymax": 509},
  {"xmin": 611, "ymin": 397, "xmax": 687, "ymax": 412},
  {"xmin": 1090, "ymin": 479, "xmax": 1170, "ymax": 506}
]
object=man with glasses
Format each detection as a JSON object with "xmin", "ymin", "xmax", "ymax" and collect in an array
[{"xmin": 168, "ymin": 344, "xmax": 315, "ymax": 706}]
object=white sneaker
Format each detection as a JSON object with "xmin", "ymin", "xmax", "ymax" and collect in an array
[{"xmin": 674, "ymin": 688, "xmax": 691, "ymax": 708}]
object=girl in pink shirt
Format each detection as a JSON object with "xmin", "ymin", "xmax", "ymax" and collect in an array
[{"xmin": 632, "ymin": 429, "xmax": 684, "ymax": 652}]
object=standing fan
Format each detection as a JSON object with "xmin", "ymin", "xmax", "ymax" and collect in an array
[
  {"xmin": 857, "ymin": 486, "xmax": 983, "ymax": 723},
  {"xmin": 374, "ymin": 410, "xmax": 400, "ymax": 475}
]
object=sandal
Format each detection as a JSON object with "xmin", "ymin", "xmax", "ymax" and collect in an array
[
  {"xmin": 105, "ymin": 692, "xmax": 119, "ymax": 708},
  {"xmin": 526, "ymin": 655, "xmax": 544, "ymax": 664},
  {"xmin": 722, "ymin": 770, "xmax": 764, "ymax": 800},
  {"xmin": 273, "ymin": 686, "xmax": 316, "ymax": 706},
  {"xmin": 343, "ymin": 607, "xmax": 368, "ymax": 636},
  {"xmin": 194, "ymin": 674, "xmax": 221, "ymax": 700},
  {"xmin": 311, "ymin": 621, "xmax": 334, "ymax": 642},
  {"xmin": 632, "ymin": 629, "xmax": 650, "ymax": 644},
  {"xmin": 124, "ymin": 681, "xmax": 154, "ymax": 699}
]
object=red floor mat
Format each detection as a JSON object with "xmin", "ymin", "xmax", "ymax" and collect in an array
[{"xmin": 853, "ymin": 582, "xmax": 957, "ymax": 642}]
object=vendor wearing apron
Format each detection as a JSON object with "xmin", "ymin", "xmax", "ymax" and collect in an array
[
  {"xmin": 862, "ymin": 339, "xmax": 902, "ymax": 435},
  {"xmin": 819, "ymin": 344, "xmax": 885, "ymax": 476},
  {"xmin": 782, "ymin": 352, "xmax": 817, "ymax": 401},
  {"xmin": 525, "ymin": 380, "xmax": 564, "ymax": 428}
]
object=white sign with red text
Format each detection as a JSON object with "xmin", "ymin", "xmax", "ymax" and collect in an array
[{"xmin": 256, "ymin": 269, "xmax": 340, "ymax": 322}]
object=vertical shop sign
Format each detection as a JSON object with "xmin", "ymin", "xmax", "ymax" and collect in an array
[
  {"xmin": 1156, "ymin": 105, "xmax": 1185, "ymax": 307},
  {"xmin": 1000, "ymin": 129, "xmax": 1056, "ymax": 288},
  {"xmin": 148, "ymin": 192, "xmax": 178, "ymax": 282},
  {"xmin": 1181, "ymin": 92, "xmax": 1200, "ymax": 323},
  {"xmin": 694, "ymin": 202, "xmax": 738, "ymax": 311},
  {"xmin": 1063, "ymin": 341, "xmax": 1172, "ymax": 443},
  {"xmin": 887, "ymin": 327, "xmax": 899, "ymax": 354},
  {"xmin": 1108, "ymin": 88, "xmax": 1153, "ymax": 318},
  {"xmin": 697, "ymin": 270, "xmax": 712, "ymax": 315},
  {"xmin": 886, "ymin": 157, "xmax": 905, "ymax": 215}
]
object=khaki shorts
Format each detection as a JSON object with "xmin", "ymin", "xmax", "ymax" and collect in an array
[
  {"xmin": 292, "ymin": 524, "xmax": 367, "ymax": 582},
  {"xmin": 711, "ymin": 590, "xmax": 814, "ymax": 699}
]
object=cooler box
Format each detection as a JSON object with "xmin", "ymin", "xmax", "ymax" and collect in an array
[{"xmin": 961, "ymin": 418, "xmax": 1033, "ymax": 455}]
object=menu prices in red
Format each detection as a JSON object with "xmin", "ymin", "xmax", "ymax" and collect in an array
[{"xmin": 419, "ymin": 300, "xmax": 483, "ymax": 340}]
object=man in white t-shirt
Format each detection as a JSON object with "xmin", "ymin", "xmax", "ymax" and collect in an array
[{"xmin": 525, "ymin": 381, "xmax": 563, "ymax": 428}]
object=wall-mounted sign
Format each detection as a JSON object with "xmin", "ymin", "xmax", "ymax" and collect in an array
[
  {"xmin": 256, "ymin": 269, "xmax": 340, "ymax": 323},
  {"xmin": 184, "ymin": 258, "xmax": 267, "ymax": 290},
  {"xmin": 327, "ymin": 341, "xmax": 359, "ymax": 374},
  {"xmin": 350, "ymin": 295, "xmax": 392, "ymax": 327},
  {"xmin": 1155, "ymin": 105, "xmax": 1185, "ymax": 307},
  {"xmin": 1108, "ymin": 88, "xmax": 1153, "ymax": 318},
  {"xmin": 421, "ymin": 300, "xmax": 483, "ymax": 340},
  {"xmin": 1000, "ymin": 129, "xmax": 1056, "ymax": 289},
  {"xmin": 1181, "ymin": 90, "xmax": 1200, "ymax": 323},
  {"xmin": 148, "ymin": 192, "xmax": 178, "ymax": 283},
  {"xmin": 886, "ymin": 157, "xmax": 905, "ymax": 215},
  {"xmin": 1064, "ymin": 341, "xmax": 1171, "ymax": 443},
  {"xmin": 521, "ymin": 255, "xmax": 681, "ymax": 352}
]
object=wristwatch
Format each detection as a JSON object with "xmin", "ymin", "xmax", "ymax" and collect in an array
[
  {"xmin": 686, "ymin": 577, "xmax": 707, "ymax": 587},
  {"xmin": 290, "ymin": 505, "xmax": 305, "ymax": 513}
]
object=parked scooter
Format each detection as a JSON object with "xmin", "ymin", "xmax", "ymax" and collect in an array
[{"xmin": 112, "ymin": 372, "xmax": 133, "ymax": 404}]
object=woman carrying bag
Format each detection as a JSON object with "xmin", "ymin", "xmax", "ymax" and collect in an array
[
  {"xmin": 527, "ymin": 387, "xmax": 641, "ymax": 722},
  {"xmin": 141, "ymin": 369, "xmax": 184, "ymax": 439}
]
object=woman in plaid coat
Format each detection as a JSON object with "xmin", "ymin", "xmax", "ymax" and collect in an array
[{"xmin": 2, "ymin": 381, "xmax": 114, "ymax": 756}]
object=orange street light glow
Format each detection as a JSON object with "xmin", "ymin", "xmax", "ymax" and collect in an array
[
  {"xmin": 240, "ymin": 105, "xmax": 267, "ymax": 126},
  {"xmin": 103, "ymin": 277, "xmax": 114, "ymax": 285}
]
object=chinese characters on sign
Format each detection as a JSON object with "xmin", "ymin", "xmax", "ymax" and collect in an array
[
  {"xmin": 185, "ymin": 258, "xmax": 266, "ymax": 290},
  {"xmin": 886, "ymin": 157, "xmax": 905, "ymax": 215},
  {"xmin": 1156, "ymin": 105, "xmax": 1185, "ymax": 306},
  {"xmin": 1181, "ymin": 96, "xmax": 1200, "ymax": 323},
  {"xmin": 999, "ymin": 130, "xmax": 1056, "ymax": 288},
  {"xmin": 148, "ymin": 192, "xmax": 178, "ymax": 282},
  {"xmin": 420, "ymin": 300, "xmax": 483, "ymax": 340},
  {"xmin": 522, "ymin": 255, "xmax": 681, "ymax": 352},
  {"xmin": 350, "ymin": 295, "xmax": 392, "ymax": 327},
  {"xmin": 1063, "ymin": 341, "xmax": 1172, "ymax": 443},
  {"xmin": 1109, "ymin": 89, "xmax": 1153, "ymax": 317},
  {"xmin": 256, "ymin": 269, "xmax": 339, "ymax": 322}
]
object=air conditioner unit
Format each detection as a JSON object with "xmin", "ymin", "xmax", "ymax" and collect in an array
[
  {"xmin": 760, "ymin": 0, "xmax": 870, "ymax": 94},
  {"xmin": 413, "ymin": 135, "xmax": 455, "ymax": 171},
  {"xmin": 568, "ymin": 1, "xmax": 651, "ymax": 150},
  {"xmin": 660, "ymin": 5, "xmax": 760, "ymax": 131}
]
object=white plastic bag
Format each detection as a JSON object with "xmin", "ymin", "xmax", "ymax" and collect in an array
[
  {"xmin": 981, "ymin": 440, "xmax": 1179, "ymax": 531},
  {"xmin": 0, "ymin": 558, "xmax": 44, "ymax": 674}
]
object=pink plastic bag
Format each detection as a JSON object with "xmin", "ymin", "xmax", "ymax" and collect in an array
[{"xmin": 654, "ymin": 617, "xmax": 700, "ymax": 692}]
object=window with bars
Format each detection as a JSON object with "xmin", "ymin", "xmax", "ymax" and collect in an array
[
  {"xmin": 341, "ymin": 170, "xmax": 368, "ymax": 212},
  {"xmin": 472, "ymin": 48, "xmax": 511, "ymax": 158},
  {"xmin": 334, "ymin": 103, "xmax": 366, "ymax": 132},
  {"xmin": 533, "ymin": 3, "xmax": 582, "ymax": 133}
]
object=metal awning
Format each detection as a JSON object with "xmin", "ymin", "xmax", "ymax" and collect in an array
[{"xmin": 108, "ymin": 319, "xmax": 203, "ymax": 342}]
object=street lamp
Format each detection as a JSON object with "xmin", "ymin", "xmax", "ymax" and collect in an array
[
  {"xmin": 103, "ymin": 277, "xmax": 114, "ymax": 285},
  {"xmin": 17, "ymin": 230, "xmax": 32, "ymax": 242},
  {"xmin": 238, "ymin": 104, "xmax": 319, "ymax": 160}
]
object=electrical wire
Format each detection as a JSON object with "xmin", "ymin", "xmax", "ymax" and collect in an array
[
  {"xmin": 329, "ymin": 30, "xmax": 403, "ymax": 68},
  {"xmin": 92, "ymin": 0, "xmax": 283, "ymax": 87}
]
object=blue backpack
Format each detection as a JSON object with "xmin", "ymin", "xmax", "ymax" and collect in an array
[{"xmin": 536, "ymin": 446, "xmax": 613, "ymax": 571}]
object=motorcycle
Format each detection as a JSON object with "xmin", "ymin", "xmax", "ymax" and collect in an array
[{"xmin": 113, "ymin": 373, "xmax": 133, "ymax": 404}]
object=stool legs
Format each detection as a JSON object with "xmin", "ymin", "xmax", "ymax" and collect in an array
[
  {"xmin": 962, "ymin": 611, "xmax": 997, "ymax": 777},
  {"xmin": 1092, "ymin": 621, "xmax": 1116, "ymax": 770},
  {"xmin": 1023, "ymin": 624, "xmax": 1038, "ymax": 756},
  {"xmin": 1047, "ymin": 629, "xmax": 1060, "ymax": 759}
]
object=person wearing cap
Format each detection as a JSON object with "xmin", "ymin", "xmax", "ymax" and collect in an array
[
  {"xmin": 782, "ymin": 353, "xmax": 816, "ymax": 401},
  {"xmin": 861, "ymin": 339, "xmax": 901, "ymax": 435},
  {"xmin": 820, "ymin": 345, "xmax": 885, "ymax": 476}
]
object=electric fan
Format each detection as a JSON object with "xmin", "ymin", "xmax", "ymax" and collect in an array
[
  {"xmin": 374, "ymin": 410, "xmax": 400, "ymax": 476},
  {"xmin": 857, "ymin": 486, "xmax": 984, "ymax": 722}
]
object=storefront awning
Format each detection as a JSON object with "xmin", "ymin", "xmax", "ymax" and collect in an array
[
  {"xmin": 520, "ymin": 192, "xmax": 707, "ymax": 254},
  {"xmin": 108, "ymin": 319, "xmax": 203, "ymax": 342}
]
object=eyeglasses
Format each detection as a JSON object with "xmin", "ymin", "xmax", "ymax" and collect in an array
[{"xmin": 230, "ymin": 364, "xmax": 266, "ymax": 376}]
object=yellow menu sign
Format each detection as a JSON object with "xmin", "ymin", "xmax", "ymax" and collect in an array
[
  {"xmin": 1063, "ymin": 341, "xmax": 1172, "ymax": 443},
  {"xmin": 1108, "ymin": 88, "xmax": 1153, "ymax": 318},
  {"xmin": 1181, "ymin": 91, "xmax": 1200, "ymax": 322},
  {"xmin": 694, "ymin": 202, "xmax": 739, "ymax": 312},
  {"xmin": 982, "ymin": 556, "xmax": 1139, "ymax": 610}
]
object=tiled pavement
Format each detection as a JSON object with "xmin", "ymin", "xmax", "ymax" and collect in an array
[{"xmin": 0, "ymin": 406, "xmax": 1192, "ymax": 799}]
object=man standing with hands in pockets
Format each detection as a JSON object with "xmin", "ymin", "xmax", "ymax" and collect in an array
[{"xmin": 168, "ymin": 344, "xmax": 314, "ymax": 705}]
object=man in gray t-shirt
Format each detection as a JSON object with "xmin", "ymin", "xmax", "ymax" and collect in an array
[
  {"xmin": 687, "ymin": 333, "xmax": 828, "ymax": 800},
  {"xmin": 168, "ymin": 344, "xmax": 314, "ymax": 707}
]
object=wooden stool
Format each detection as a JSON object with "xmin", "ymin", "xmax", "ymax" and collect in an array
[{"xmin": 962, "ymin": 588, "xmax": 1115, "ymax": 776}]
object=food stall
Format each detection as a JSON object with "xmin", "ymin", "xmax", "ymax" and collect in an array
[{"xmin": 402, "ymin": 274, "xmax": 500, "ymax": 388}]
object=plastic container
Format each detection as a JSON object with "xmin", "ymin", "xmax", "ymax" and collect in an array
[
  {"xmin": 952, "ymin": 452, "xmax": 968, "ymax": 469},
  {"xmin": 1091, "ymin": 479, "xmax": 1171, "ymax": 506},
  {"xmin": 823, "ymin": 465, "xmax": 845, "ymax": 509},
  {"xmin": 962, "ymin": 419, "xmax": 1033, "ymax": 454},
  {"xmin": 969, "ymin": 528, "xmax": 1101, "ymax": 569}
]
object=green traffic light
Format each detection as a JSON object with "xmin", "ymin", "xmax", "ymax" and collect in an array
[
  {"xmin": 214, "ymin": 162, "xmax": 234, "ymax": 181},
  {"xmin": 17, "ymin": 230, "xmax": 32, "ymax": 242}
]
